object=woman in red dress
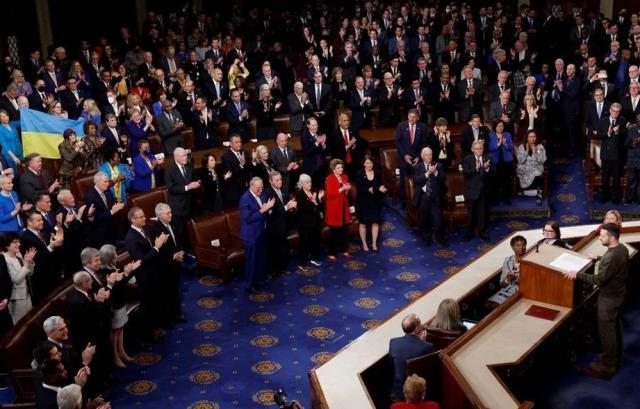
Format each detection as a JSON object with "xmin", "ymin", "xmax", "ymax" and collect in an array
[{"xmin": 325, "ymin": 159, "xmax": 352, "ymax": 261}]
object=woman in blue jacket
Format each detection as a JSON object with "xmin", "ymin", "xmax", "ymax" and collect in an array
[
  {"xmin": 131, "ymin": 139, "xmax": 163, "ymax": 192},
  {"xmin": 488, "ymin": 120, "xmax": 514, "ymax": 205}
]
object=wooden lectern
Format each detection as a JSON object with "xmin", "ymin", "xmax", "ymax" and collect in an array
[{"xmin": 519, "ymin": 243, "xmax": 594, "ymax": 308}]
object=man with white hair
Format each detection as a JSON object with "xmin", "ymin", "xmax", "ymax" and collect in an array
[
  {"xmin": 412, "ymin": 147, "xmax": 446, "ymax": 246},
  {"xmin": 56, "ymin": 383, "xmax": 82, "ymax": 409},
  {"xmin": 239, "ymin": 177, "xmax": 275, "ymax": 292},
  {"xmin": 150, "ymin": 202, "xmax": 185, "ymax": 323},
  {"xmin": 165, "ymin": 147, "xmax": 200, "ymax": 244},
  {"xmin": 39, "ymin": 316, "xmax": 95, "ymax": 380},
  {"xmin": 83, "ymin": 172, "xmax": 125, "ymax": 247},
  {"xmin": 57, "ymin": 189, "xmax": 93, "ymax": 276},
  {"xmin": 0, "ymin": 83, "xmax": 20, "ymax": 121},
  {"xmin": 287, "ymin": 81, "xmax": 313, "ymax": 135},
  {"xmin": 457, "ymin": 65, "xmax": 483, "ymax": 122}
]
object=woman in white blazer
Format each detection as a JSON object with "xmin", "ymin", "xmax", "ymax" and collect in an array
[{"xmin": 3, "ymin": 232, "xmax": 36, "ymax": 324}]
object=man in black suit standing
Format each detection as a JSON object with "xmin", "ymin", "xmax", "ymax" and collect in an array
[
  {"xmin": 331, "ymin": 111, "xmax": 365, "ymax": 178},
  {"xmin": 378, "ymin": 72, "xmax": 403, "ymax": 127},
  {"xmin": 20, "ymin": 210, "xmax": 64, "ymax": 303},
  {"xmin": 28, "ymin": 78, "xmax": 52, "ymax": 112},
  {"xmin": 36, "ymin": 359, "xmax": 88, "ymax": 409},
  {"xmin": 270, "ymin": 133, "xmax": 299, "ymax": 192},
  {"xmin": 0, "ymin": 84, "xmax": 21, "ymax": 121},
  {"xmin": 412, "ymin": 147, "xmax": 446, "ymax": 246},
  {"xmin": 83, "ymin": 171, "xmax": 125, "ymax": 248},
  {"xmin": 388, "ymin": 314, "xmax": 433, "ymax": 400},
  {"xmin": 150, "ymin": 203, "xmax": 185, "ymax": 323},
  {"xmin": 301, "ymin": 118, "xmax": 329, "ymax": 188},
  {"xmin": 621, "ymin": 82, "xmax": 640, "ymax": 121},
  {"xmin": 595, "ymin": 104, "xmax": 628, "ymax": 204},
  {"xmin": 192, "ymin": 96, "xmax": 219, "ymax": 149},
  {"xmin": 265, "ymin": 172, "xmax": 297, "ymax": 278},
  {"xmin": 156, "ymin": 100, "xmax": 186, "ymax": 155},
  {"xmin": 203, "ymin": 68, "xmax": 229, "ymax": 109},
  {"xmin": 307, "ymin": 71, "xmax": 333, "ymax": 132},
  {"xmin": 584, "ymin": 89, "xmax": 610, "ymax": 140},
  {"xmin": 458, "ymin": 66, "xmax": 484, "ymax": 123},
  {"xmin": 224, "ymin": 89, "xmax": 252, "ymax": 142},
  {"xmin": 165, "ymin": 148, "xmax": 200, "ymax": 245},
  {"xmin": 57, "ymin": 190, "xmax": 92, "ymax": 277},
  {"xmin": 59, "ymin": 77, "xmax": 85, "ymax": 120},
  {"xmin": 462, "ymin": 141, "xmax": 493, "ymax": 241},
  {"xmin": 287, "ymin": 82, "xmax": 314, "ymax": 136},
  {"xmin": 221, "ymin": 135, "xmax": 252, "ymax": 208},
  {"xmin": 348, "ymin": 76, "xmax": 374, "ymax": 130},
  {"xmin": 19, "ymin": 153, "xmax": 59, "ymax": 207},
  {"xmin": 101, "ymin": 114, "xmax": 126, "ymax": 150},
  {"xmin": 395, "ymin": 109, "xmax": 427, "ymax": 203},
  {"xmin": 461, "ymin": 115, "xmax": 489, "ymax": 154},
  {"xmin": 124, "ymin": 207, "xmax": 169, "ymax": 334},
  {"xmin": 560, "ymin": 64, "xmax": 583, "ymax": 156}
]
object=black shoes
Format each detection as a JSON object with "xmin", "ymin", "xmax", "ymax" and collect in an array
[
  {"xmin": 463, "ymin": 233, "xmax": 473, "ymax": 242},
  {"xmin": 479, "ymin": 232, "xmax": 490, "ymax": 241}
]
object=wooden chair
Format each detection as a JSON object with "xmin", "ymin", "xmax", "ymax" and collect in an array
[
  {"xmin": 70, "ymin": 171, "xmax": 97, "ymax": 203},
  {"xmin": 425, "ymin": 326, "xmax": 464, "ymax": 351},
  {"xmin": 405, "ymin": 350, "xmax": 443, "ymax": 402},
  {"xmin": 380, "ymin": 148, "xmax": 400, "ymax": 204},
  {"xmin": 442, "ymin": 172, "xmax": 468, "ymax": 233},
  {"xmin": 127, "ymin": 187, "xmax": 169, "ymax": 218}
]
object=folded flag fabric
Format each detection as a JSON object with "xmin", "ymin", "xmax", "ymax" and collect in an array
[{"xmin": 20, "ymin": 108, "xmax": 85, "ymax": 159}]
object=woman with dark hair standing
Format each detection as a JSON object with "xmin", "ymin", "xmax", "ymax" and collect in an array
[
  {"xmin": 355, "ymin": 155, "xmax": 387, "ymax": 252},
  {"xmin": 199, "ymin": 153, "xmax": 230, "ymax": 213},
  {"xmin": 325, "ymin": 158, "xmax": 352, "ymax": 261},
  {"xmin": 131, "ymin": 139, "xmax": 163, "ymax": 193},
  {"xmin": 58, "ymin": 128, "xmax": 89, "ymax": 189}
]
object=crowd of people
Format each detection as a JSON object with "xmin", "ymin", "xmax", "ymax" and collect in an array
[{"xmin": 0, "ymin": 1, "xmax": 638, "ymax": 408}]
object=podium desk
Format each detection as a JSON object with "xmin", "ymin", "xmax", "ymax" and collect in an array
[{"xmin": 309, "ymin": 222, "xmax": 640, "ymax": 409}]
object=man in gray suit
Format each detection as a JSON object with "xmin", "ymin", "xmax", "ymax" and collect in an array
[
  {"xmin": 287, "ymin": 82, "xmax": 313, "ymax": 136},
  {"xmin": 270, "ymin": 133, "xmax": 299, "ymax": 192},
  {"xmin": 156, "ymin": 100, "xmax": 186, "ymax": 155}
]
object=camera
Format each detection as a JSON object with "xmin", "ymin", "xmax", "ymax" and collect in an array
[{"xmin": 273, "ymin": 389, "xmax": 302, "ymax": 409}]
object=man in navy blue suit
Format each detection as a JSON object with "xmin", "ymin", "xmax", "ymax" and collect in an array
[
  {"xmin": 224, "ymin": 88, "xmax": 252, "ymax": 142},
  {"xmin": 584, "ymin": 89, "xmax": 610, "ymax": 140},
  {"xmin": 239, "ymin": 177, "xmax": 275, "ymax": 292},
  {"xmin": 301, "ymin": 117, "xmax": 329, "ymax": 188},
  {"xmin": 395, "ymin": 109, "xmax": 427, "ymax": 203},
  {"xmin": 388, "ymin": 314, "xmax": 433, "ymax": 399},
  {"xmin": 560, "ymin": 64, "xmax": 583, "ymax": 156}
]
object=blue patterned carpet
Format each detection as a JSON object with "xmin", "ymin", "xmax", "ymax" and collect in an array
[{"xmin": 4, "ymin": 158, "xmax": 635, "ymax": 409}]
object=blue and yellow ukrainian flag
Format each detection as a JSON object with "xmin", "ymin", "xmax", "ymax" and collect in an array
[{"xmin": 20, "ymin": 108, "xmax": 85, "ymax": 159}]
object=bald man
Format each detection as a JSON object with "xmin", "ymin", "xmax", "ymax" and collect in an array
[{"xmin": 388, "ymin": 314, "xmax": 433, "ymax": 399}]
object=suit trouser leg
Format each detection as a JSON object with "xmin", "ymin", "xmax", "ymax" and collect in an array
[
  {"xmin": 601, "ymin": 160, "xmax": 612, "ymax": 199},
  {"xmin": 597, "ymin": 295, "xmax": 624, "ymax": 369},
  {"xmin": 244, "ymin": 241, "xmax": 257, "ymax": 290},
  {"xmin": 268, "ymin": 233, "xmax": 289, "ymax": 274},
  {"xmin": 467, "ymin": 199, "xmax": 478, "ymax": 234},
  {"xmin": 477, "ymin": 194, "xmax": 488, "ymax": 233},
  {"xmin": 628, "ymin": 168, "xmax": 640, "ymax": 201},
  {"xmin": 611, "ymin": 160, "xmax": 621, "ymax": 201}
]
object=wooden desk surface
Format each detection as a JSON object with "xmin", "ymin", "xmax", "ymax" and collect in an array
[
  {"xmin": 310, "ymin": 222, "xmax": 640, "ymax": 409},
  {"xmin": 451, "ymin": 298, "xmax": 571, "ymax": 409}
]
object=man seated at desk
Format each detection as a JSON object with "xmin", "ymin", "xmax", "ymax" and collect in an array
[{"xmin": 389, "ymin": 314, "xmax": 434, "ymax": 400}]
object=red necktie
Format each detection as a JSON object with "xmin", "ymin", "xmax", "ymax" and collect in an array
[
  {"xmin": 409, "ymin": 124, "xmax": 415, "ymax": 145},
  {"xmin": 343, "ymin": 130, "xmax": 352, "ymax": 164}
]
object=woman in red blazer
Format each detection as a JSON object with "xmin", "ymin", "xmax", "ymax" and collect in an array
[{"xmin": 325, "ymin": 159, "xmax": 352, "ymax": 261}]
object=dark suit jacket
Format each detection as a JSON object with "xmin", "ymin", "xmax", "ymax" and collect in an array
[
  {"xmin": 412, "ymin": 161, "xmax": 445, "ymax": 206},
  {"xmin": 35, "ymin": 383, "xmax": 59, "ymax": 409},
  {"xmin": 164, "ymin": 163, "xmax": 195, "ymax": 217},
  {"xmin": 203, "ymin": 80, "xmax": 229, "ymax": 105},
  {"xmin": 425, "ymin": 132, "xmax": 455, "ymax": 170},
  {"xmin": 265, "ymin": 186, "xmax": 290, "ymax": 237},
  {"xmin": 100, "ymin": 125, "xmax": 126, "ymax": 150},
  {"xmin": 83, "ymin": 186, "xmax": 117, "ymax": 247},
  {"xmin": 584, "ymin": 100, "xmax": 610, "ymax": 132},
  {"xmin": 59, "ymin": 207, "xmax": 88, "ymax": 275},
  {"xmin": 221, "ymin": 149, "xmax": 251, "ymax": 203},
  {"xmin": 40, "ymin": 71, "xmax": 65, "ymax": 95},
  {"xmin": 462, "ymin": 153, "xmax": 493, "ymax": 201},
  {"xmin": 124, "ymin": 226, "xmax": 161, "ymax": 286},
  {"xmin": 223, "ymin": 101, "xmax": 251, "ymax": 140},
  {"xmin": 68, "ymin": 288, "xmax": 101, "ymax": 349},
  {"xmin": 287, "ymin": 93, "xmax": 313, "ymax": 134},
  {"xmin": 348, "ymin": 88, "xmax": 372, "ymax": 129},
  {"xmin": 301, "ymin": 130, "xmax": 328, "ymax": 176},
  {"xmin": 330, "ymin": 128, "xmax": 365, "ymax": 167},
  {"xmin": 28, "ymin": 91, "xmax": 50, "ymax": 112},
  {"xmin": 395, "ymin": 120, "xmax": 427, "ymax": 168},
  {"xmin": 149, "ymin": 220, "xmax": 181, "ymax": 272},
  {"xmin": 595, "ymin": 116, "xmax": 628, "ymax": 161},
  {"xmin": 389, "ymin": 334, "xmax": 434, "ymax": 398},
  {"xmin": 560, "ymin": 76, "xmax": 582, "ymax": 117},
  {"xmin": 59, "ymin": 89, "xmax": 86, "ymax": 119},
  {"xmin": 457, "ymin": 78, "xmax": 483, "ymax": 119},
  {"xmin": 19, "ymin": 169, "xmax": 53, "ymax": 204},
  {"xmin": 621, "ymin": 96, "xmax": 640, "ymax": 121},
  {"xmin": 460, "ymin": 126, "xmax": 490, "ymax": 155},
  {"xmin": 0, "ymin": 95, "xmax": 19, "ymax": 121},
  {"xmin": 306, "ymin": 82, "xmax": 333, "ymax": 114}
]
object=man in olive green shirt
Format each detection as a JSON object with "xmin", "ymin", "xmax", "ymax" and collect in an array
[{"xmin": 564, "ymin": 223, "xmax": 629, "ymax": 376}]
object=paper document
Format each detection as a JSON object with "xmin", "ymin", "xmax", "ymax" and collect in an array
[{"xmin": 549, "ymin": 253, "xmax": 590, "ymax": 272}]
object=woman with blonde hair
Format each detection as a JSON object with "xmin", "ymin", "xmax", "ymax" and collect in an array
[
  {"xmin": 80, "ymin": 98, "xmax": 101, "ymax": 124},
  {"xmin": 517, "ymin": 93, "xmax": 543, "ymax": 143},
  {"xmin": 47, "ymin": 100, "xmax": 68, "ymax": 118},
  {"xmin": 9, "ymin": 70, "xmax": 32, "ymax": 96},
  {"xmin": 391, "ymin": 374, "xmax": 441, "ymax": 409},
  {"xmin": 431, "ymin": 298, "xmax": 466, "ymax": 333}
]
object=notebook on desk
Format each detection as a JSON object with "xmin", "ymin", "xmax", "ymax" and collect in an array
[{"xmin": 525, "ymin": 305, "xmax": 560, "ymax": 321}]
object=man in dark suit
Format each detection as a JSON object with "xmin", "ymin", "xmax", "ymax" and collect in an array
[
  {"xmin": 584, "ymin": 89, "xmax": 610, "ymax": 139},
  {"xmin": 403, "ymin": 78, "xmax": 428, "ymax": 119},
  {"xmin": 489, "ymin": 91, "xmax": 517, "ymax": 135},
  {"xmin": 301, "ymin": 118, "xmax": 329, "ymax": 188},
  {"xmin": 94, "ymin": 70, "xmax": 113, "ymax": 109},
  {"xmin": 148, "ymin": 68, "xmax": 178, "ymax": 101},
  {"xmin": 0, "ymin": 84, "xmax": 20, "ymax": 121},
  {"xmin": 265, "ymin": 172, "xmax": 297, "ymax": 277},
  {"xmin": 462, "ymin": 141, "xmax": 494, "ymax": 241},
  {"xmin": 57, "ymin": 190, "xmax": 92, "ymax": 277},
  {"xmin": 255, "ymin": 63, "xmax": 283, "ymax": 98},
  {"xmin": 306, "ymin": 72, "xmax": 334, "ymax": 131},
  {"xmin": 270, "ymin": 133, "xmax": 299, "ymax": 192},
  {"xmin": 224, "ymin": 89, "xmax": 252, "ymax": 142},
  {"xmin": 137, "ymin": 51, "xmax": 156, "ymax": 85},
  {"xmin": 203, "ymin": 68, "xmax": 229, "ymax": 109},
  {"xmin": 331, "ymin": 111, "xmax": 366, "ymax": 178},
  {"xmin": 221, "ymin": 135, "xmax": 252, "ymax": 207},
  {"xmin": 192, "ymin": 96, "xmax": 219, "ymax": 149},
  {"xmin": 430, "ymin": 73, "xmax": 456, "ymax": 123},
  {"xmin": 101, "ymin": 114, "xmax": 126, "ymax": 150},
  {"xmin": 67, "ymin": 271, "xmax": 108, "ymax": 358},
  {"xmin": 461, "ymin": 115, "xmax": 490, "ymax": 154},
  {"xmin": 287, "ymin": 82, "xmax": 314, "ymax": 136},
  {"xmin": 33, "ymin": 193, "xmax": 57, "ymax": 242},
  {"xmin": 150, "ymin": 203, "xmax": 185, "ymax": 323},
  {"xmin": 488, "ymin": 70, "xmax": 512, "ymax": 103},
  {"xmin": 165, "ymin": 148, "xmax": 200, "ymax": 244},
  {"xmin": 621, "ymin": 82, "xmax": 640, "ymax": 121},
  {"xmin": 413, "ymin": 147, "xmax": 446, "ymax": 246},
  {"xmin": 175, "ymin": 80, "xmax": 200, "ymax": 127},
  {"xmin": 457, "ymin": 66, "xmax": 484, "ymax": 122},
  {"xmin": 40, "ymin": 59, "xmax": 65, "ymax": 96},
  {"xmin": 378, "ymin": 72, "xmax": 403, "ymax": 127},
  {"xmin": 82, "ymin": 172, "xmax": 125, "ymax": 248},
  {"xmin": 20, "ymin": 210, "xmax": 64, "ymax": 303},
  {"xmin": 595, "ymin": 104, "xmax": 628, "ymax": 204},
  {"xmin": 388, "ymin": 314, "xmax": 434, "ymax": 399},
  {"xmin": 19, "ymin": 153, "xmax": 59, "ymax": 206},
  {"xmin": 240, "ymin": 177, "xmax": 275, "ymax": 292},
  {"xmin": 395, "ymin": 109, "xmax": 427, "ymax": 201},
  {"xmin": 156, "ymin": 100, "xmax": 186, "ymax": 155},
  {"xmin": 28, "ymin": 78, "xmax": 51, "ymax": 112},
  {"xmin": 59, "ymin": 78, "xmax": 85, "ymax": 120},
  {"xmin": 124, "ymin": 207, "xmax": 169, "ymax": 333},
  {"xmin": 36, "ymin": 359, "xmax": 86, "ymax": 409}
]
